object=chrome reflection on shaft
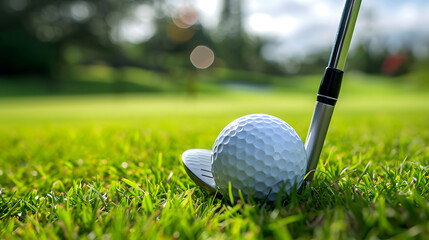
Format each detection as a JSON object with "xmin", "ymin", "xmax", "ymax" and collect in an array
[
  {"xmin": 304, "ymin": 101, "xmax": 335, "ymax": 181},
  {"xmin": 328, "ymin": 0, "xmax": 362, "ymax": 71}
]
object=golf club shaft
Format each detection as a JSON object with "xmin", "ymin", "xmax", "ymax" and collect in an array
[
  {"xmin": 328, "ymin": 0, "xmax": 362, "ymax": 71},
  {"xmin": 304, "ymin": 0, "xmax": 361, "ymax": 181}
]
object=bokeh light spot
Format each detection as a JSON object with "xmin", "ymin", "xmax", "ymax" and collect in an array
[
  {"xmin": 121, "ymin": 162, "xmax": 129, "ymax": 169},
  {"xmin": 70, "ymin": 1, "xmax": 91, "ymax": 22},
  {"xmin": 9, "ymin": 0, "xmax": 27, "ymax": 11},
  {"xmin": 166, "ymin": 23, "xmax": 194, "ymax": 42},
  {"xmin": 190, "ymin": 45, "xmax": 215, "ymax": 69},
  {"xmin": 172, "ymin": 7, "xmax": 198, "ymax": 29}
]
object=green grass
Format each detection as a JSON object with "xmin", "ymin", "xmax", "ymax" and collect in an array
[{"xmin": 0, "ymin": 75, "xmax": 428, "ymax": 239}]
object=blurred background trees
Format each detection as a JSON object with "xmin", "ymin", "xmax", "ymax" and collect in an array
[{"xmin": 0, "ymin": 0, "xmax": 427, "ymax": 96}]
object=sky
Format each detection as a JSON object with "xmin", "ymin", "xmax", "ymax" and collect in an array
[{"xmin": 188, "ymin": 0, "xmax": 429, "ymax": 61}]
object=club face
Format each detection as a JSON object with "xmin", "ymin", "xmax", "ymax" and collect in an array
[{"xmin": 182, "ymin": 149, "xmax": 217, "ymax": 193}]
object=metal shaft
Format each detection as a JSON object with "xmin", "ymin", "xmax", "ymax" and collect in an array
[
  {"xmin": 328, "ymin": 0, "xmax": 362, "ymax": 71},
  {"xmin": 305, "ymin": 0, "xmax": 361, "ymax": 181},
  {"xmin": 304, "ymin": 102, "xmax": 334, "ymax": 180}
]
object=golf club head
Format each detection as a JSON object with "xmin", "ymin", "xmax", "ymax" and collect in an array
[{"xmin": 182, "ymin": 149, "xmax": 218, "ymax": 194}]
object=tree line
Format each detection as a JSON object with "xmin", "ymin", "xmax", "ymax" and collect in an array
[{"xmin": 0, "ymin": 0, "xmax": 420, "ymax": 84}]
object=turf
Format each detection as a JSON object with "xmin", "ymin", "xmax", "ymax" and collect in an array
[{"xmin": 0, "ymin": 76, "xmax": 428, "ymax": 239}]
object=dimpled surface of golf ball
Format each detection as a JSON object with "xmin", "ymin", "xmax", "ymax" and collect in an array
[{"xmin": 211, "ymin": 114, "xmax": 306, "ymax": 202}]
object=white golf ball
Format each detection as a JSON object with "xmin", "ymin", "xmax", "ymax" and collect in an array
[{"xmin": 211, "ymin": 114, "xmax": 306, "ymax": 202}]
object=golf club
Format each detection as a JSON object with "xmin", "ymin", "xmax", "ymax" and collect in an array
[
  {"xmin": 305, "ymin": 0, "xmax": 361, "ymax": 181},
  {"xmin": 182, "ymin": 0, "xmax": 362, "ymax": 194}
]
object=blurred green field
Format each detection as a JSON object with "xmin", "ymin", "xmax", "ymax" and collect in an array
[
  {"xmin": 2, "ymin": 64, "xmax": 429, "ymax": 97},
  {"xmin": 0, "ymin": 74, "xmax": 428, "ymax": 239}
]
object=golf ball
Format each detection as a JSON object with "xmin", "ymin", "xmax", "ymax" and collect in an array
[{"xmin": 211, "ymin": 114, "xmax": 306, "ymax": 202}]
